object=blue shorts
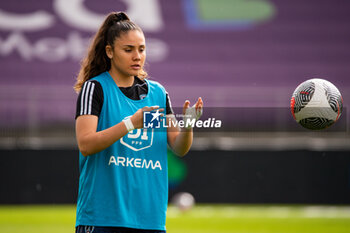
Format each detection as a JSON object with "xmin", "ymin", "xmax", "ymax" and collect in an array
[{"xmin": 76, "ymin": 226, "xmax": 166, "ymax": 233}]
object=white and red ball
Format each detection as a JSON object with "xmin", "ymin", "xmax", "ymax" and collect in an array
[{"xmin": 290, "ymin": 78, "xmax": 343, "ymax": 130}]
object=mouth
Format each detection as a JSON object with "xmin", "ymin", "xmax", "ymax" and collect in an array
[{"xmin": 131, "ymin": 64, "xmax": 141, "ymax": 70}]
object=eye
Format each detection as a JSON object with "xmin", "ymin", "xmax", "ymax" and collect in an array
[{"xmin": 124, "ymin": 49, "xmax": 132, "ymax": 52}]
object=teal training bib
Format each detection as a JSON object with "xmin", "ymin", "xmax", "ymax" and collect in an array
[{"xmin": 76, "ymin": 72, "xmax": 168, "ymax": 230}]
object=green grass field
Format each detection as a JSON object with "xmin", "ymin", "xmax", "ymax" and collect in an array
[{"xmin": 1, "ymin": 204, "xmax": 350, "ymax": 233}]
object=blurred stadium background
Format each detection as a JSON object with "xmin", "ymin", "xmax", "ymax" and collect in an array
[{"xmin": 1, "ymin": 0, "xmax": 350, "ymax": 232}]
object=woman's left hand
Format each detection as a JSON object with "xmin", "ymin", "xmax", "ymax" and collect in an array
[{"xmin": 183, "ymin": 97, "xmax": 203, "ymax": 120}]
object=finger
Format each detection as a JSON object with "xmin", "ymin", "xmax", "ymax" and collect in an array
[
  {"xmin": 198, "ymin": 97, "xmax": 203, "ymax": 106},
  {"xmin": 195, "ymin": 97, "xmax": 201, "ymax": 110},
  {"xmin": 195, "ymin": 97, "xmax": 203, "ymax": 111},
  {"xmin": 197, "ymin": 104, "xmax": 203, "ymax": 115},
  {"xmin": 198, "ymin": 100, "xmax": 204, "ymax": 116},
  {"xmin": 199, "ymin": 98, "xmax": 203, "ymax": 108},
  {"xmin": 183, "ymin": 100, "xmax": 190, "ymax": 115},
  {"xmin": 194, "ymin": 100, "xmax": 199, "ymax": 109},
  {"xmin": 198, "ymin": 103, "xmax": 203, "ymax": 111},
  {"xmin": 143, "ymin": 105, "xmax": 160, "ymax": 112},
  {"xmin": 183, "ymin": 100, "xmax": 190, "ymax": 109}
]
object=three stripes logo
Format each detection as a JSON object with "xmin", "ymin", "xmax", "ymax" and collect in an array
[{"xmin": 80, "ymin": 81, "xmax": 95, "ymax": 115}]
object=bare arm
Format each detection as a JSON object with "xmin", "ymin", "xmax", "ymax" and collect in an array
[
  {"xmin": 167, "ymin": 115, "xmax": 193, "ymax": 156},
  {"xmin": 76, "ymin": 106, "xmax": 160, "ymax": 156},
  {"xmin": 75, "ymin": 115, "xmax": 128, "ymax": 156},
  {"xmin": 167, "ymin": 97, "xmax": 203, "ymax": 156}
]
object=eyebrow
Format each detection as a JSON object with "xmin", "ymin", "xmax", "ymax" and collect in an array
[{"xmin": 123, "ymin": 45, "xmax": 145, "ymax": 48}]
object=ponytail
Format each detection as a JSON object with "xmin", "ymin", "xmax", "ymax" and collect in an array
[{"xmin": 74, "ymin": 12, "xmax": 147, "ymax": 93}]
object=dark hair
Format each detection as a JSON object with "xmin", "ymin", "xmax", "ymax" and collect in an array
[{"xmin": 74, "ymin": 12, "xmax": 147, "ymax": 93}]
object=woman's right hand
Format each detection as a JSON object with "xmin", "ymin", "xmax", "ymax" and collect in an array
[{"xmin": 130, "ymin": 106, "xmax": 163, "ymax": 129}]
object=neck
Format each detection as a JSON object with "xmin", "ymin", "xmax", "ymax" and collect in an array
[{"xmin": 108, "ymin": 69, "xmax": 134, "ymax": 87}]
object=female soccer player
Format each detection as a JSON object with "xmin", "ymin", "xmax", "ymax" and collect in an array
[{"xmin": 74, "ymin": 12, "xmax": 203, "ymax": 233}]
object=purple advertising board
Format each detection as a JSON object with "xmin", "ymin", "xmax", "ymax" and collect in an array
[{"xmin": 0, "ymin": 0, "xmax": 350, "ymax": 127}]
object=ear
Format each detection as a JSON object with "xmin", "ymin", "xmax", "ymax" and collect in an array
[{"xmin": 105, "ymin": 45, "xmax": 113, "ymax": 59}]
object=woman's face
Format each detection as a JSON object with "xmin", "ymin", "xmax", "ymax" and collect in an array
[{"xmin": 107, "ymin": 30, "xmax": 146, "ymax": 79}]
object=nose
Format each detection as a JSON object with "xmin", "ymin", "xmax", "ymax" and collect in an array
[{"xmin": 133, "ymin": 51, "xmax": 141, "ymax": 61}]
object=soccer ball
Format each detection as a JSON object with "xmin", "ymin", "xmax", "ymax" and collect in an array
[
  {"xmin": 171, "ymin": 192, "xmax": 195, "ymax": 211},
  {"xmin": 290, "ymin": 78, "xmax": 343, "ymax": 130}
]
